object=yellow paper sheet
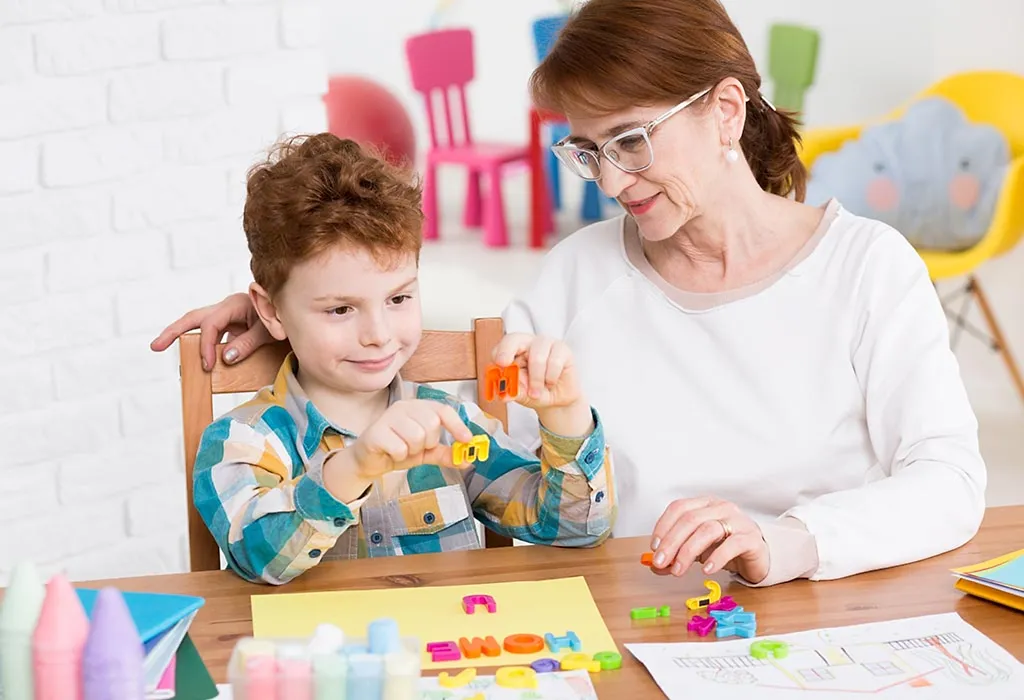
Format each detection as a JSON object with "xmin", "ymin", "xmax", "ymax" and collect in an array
[
  {"xmin": 951, "ymin": 547, "xmax": 1024, "ymax": 575},
  {"xmin": 250, "ymin": 576, "xmax": 617, "ymax": 670}
]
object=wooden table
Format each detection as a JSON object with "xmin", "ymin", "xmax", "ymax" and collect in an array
[{"xmin": 83, "ymin": 506, "xmax": 1023, "ymax": 695}]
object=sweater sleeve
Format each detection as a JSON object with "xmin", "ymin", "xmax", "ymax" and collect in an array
[{"xmin": 783, "ymin": 230, "xmax": 987, "ymax": 580}]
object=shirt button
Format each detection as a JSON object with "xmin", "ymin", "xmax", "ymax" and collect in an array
[
  {"xmin": 309, "ymin": 549, "xmax": 322, "ymax": 558},
  {"xmin": 333, "ymin": 517, "xmax": 346, "ymax": 527},
  {"xmin": 423, "ymin": 512, "xmax": 436, "ymax": 525},
  {"xmin": 595, "ymin": 491, "xmax": 605, "ymax": 503},
  {"xmin": 584, "ymin": 450, "xmax": 597, "ymax": 464},
  {"xmin": 370, "ymin": 532, "xmax": 383, "ymax": 545}
]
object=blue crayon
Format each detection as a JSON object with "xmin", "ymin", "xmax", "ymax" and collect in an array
[
  {"xmin": 347, "ymin": 653, "xmax": 383, "ymax": 700},
  {"xmin": 367, "ymin": 618, "xmax": 401, "ymax": 654}
]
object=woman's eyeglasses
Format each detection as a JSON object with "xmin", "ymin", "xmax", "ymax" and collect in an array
[{"xmin": 551, "ymin": 87, "xmax": 712, "ymax": 181}]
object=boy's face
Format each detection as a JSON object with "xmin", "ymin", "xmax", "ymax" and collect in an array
[{"xmin": 253, "ymin": 245, "xmax": 422, "ymax": 395}]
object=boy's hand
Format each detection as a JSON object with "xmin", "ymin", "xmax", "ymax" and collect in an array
[
  {"xmin": 492, "ymin": 333, "xmax": 582, "ymax": 410},
  {"xmin": 325, "ymin": 400, "xmax": 474, "ymax": 502},
  {"xmin": 492, "ymin": 334, "xmax": 593, "ymax": 438}
]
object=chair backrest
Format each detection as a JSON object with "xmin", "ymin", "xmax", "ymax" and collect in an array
[
  {"xmin": 895, "ymin": 71, "xmax": 1024, "ymax": 258},
  {"xmin": 532, "ymin": 15, "xmax": 568, "ymax": 62},
  {"xmin": 915, "ymin": 71, "xmax": 1024, "ymax": 159},
  {"xmin": 767, "ymin": 23, "xmax": 820, "ymax": 114},
  {"xmin": 179, "ymin": 317, "xmax": 513, "ymax": 572},
  {"xmin": 405, "ymin": 28, "xmax": 475, "ymax": 149}
]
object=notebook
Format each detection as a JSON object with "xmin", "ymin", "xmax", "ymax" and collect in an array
[
  {"xmin": 76, "ymin": 589, "xmax": 205, "ymax": 642},
  {"xmin": 76, "ymin": 588, "xmax": 206, "ymax": 695},
  {"xmin": 174, "ymin": 633, "xmax": 219, "ymax": 700},
  {"xmin": 951, "ymin": 547, "xmax": 1024, "ymax": 612}
]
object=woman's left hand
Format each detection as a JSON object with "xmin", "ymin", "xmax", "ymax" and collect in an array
[{"xmin": 649, "ymin": 497, "xmax": 770, "ymax": 584}]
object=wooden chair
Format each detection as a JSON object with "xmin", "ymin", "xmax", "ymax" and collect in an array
[{"xmin": 179, "ymin": 317, "xmax": 514, "ymax": 573}]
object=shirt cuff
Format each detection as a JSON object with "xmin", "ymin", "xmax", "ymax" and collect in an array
[
  {"xmin": 537, "ymin": 407, "xmax": 606, "ymax": 481},
  {"xmin": 733, "ymin": 517, "xmax": 820, "ymax": 587},
  {"xmin": 294, "ymin": 449, "xmax": 364, "ymax": 535}
]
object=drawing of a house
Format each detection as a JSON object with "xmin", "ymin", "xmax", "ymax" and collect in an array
[{"xmin": 673, "ymin": 633, "xmax": 1010, "ymax": 693}]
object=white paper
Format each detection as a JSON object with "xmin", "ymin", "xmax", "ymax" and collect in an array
[
  {"xmin": 626, "ymin": 613, "xmax": 1023, "ymax": 699},
  {"xmin": 419, "ymin": 669, "xmax": 597, "ymax": 699}
]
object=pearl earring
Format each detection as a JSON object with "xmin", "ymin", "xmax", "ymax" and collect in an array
[{"xmin": 726, "ymin": 137, "xmax": 739, "ymax": 163}]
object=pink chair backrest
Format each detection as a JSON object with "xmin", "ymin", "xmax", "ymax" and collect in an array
[{"xmin": 404, "ymin": 28, "xmax": 475, "ymax": 149}]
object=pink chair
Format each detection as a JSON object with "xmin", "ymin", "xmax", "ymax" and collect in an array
[{"xmin": 405, "ymin": 28, "xmax": 535, "ymax": 247}]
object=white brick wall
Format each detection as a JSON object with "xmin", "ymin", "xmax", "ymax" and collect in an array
[{"xmin": 0, "ymin": 0, "xmax": 329, "ymax": 586}]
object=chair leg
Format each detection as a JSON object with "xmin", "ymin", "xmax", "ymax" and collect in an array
[
  {"xmin": 464, "ymin": 169, "xmax": 483, "ymax": 228},
  {"xmin": 969, "ymin": 277, "xmax": 1024, "ymax": 405},
  {"xmin": 546, "ymin": 149, "xmax": 562, "ymax": 211},
  {"xmin": 422, "ymin": 163, "xmax": 439, "ymax": 241},
  {"xmin": 483, "ymin": 165, "xmax": 508, "ymax": 247}
]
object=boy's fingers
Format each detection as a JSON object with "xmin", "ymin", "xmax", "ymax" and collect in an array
[
  {"xmin": 545, "ymin": 343, "xmax": 570, "ymax": 387},
  {"xmin": 526, "ymin": 338, "xmax": 551, "ymax": 398},
  {"xmin": 422, "ymin": 444, "xmax": 459, "ymax": 470},
  {"xmin": 492, "ymin": 333, "xmax": 532, "ymax": 367},
  {"xmin": 433, "ymin": 403, "xmax": 473, "ymax": 443},
  {"xmin": 391, "ymin": 415, "xmax": 427, "ymax": 457},
  {"xmin": 377, "ymin": 428, "xmax": 410, "ymax": 464}
]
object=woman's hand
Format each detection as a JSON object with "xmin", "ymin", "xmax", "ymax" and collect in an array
[
  {"xmin": 149, "ymin": 292, "xmax": 274, "ymax": 371},
  {"xmin": 649, "ymin": 496, "xmax": 770, "ymax": 584}
]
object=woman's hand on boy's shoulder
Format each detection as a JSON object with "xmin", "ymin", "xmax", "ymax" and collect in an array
[{"xmin": 149, "ymin": 291, "xmax": 274, "ymax": 371}]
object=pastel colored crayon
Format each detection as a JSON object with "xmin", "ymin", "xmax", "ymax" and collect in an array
[
  {"xmin": 32, "ymin": 574, "xmax": 89, "ymax": 700},
  {"xmin": 312, "ymin": 652, "xmax": 347, "ymax": 700},
  {"xmin": 308, "ymin": 624, "xmax": 345, "ymax": 655},
  {"xmin": 82, "ymin": 587, "xmax": 145, "ymax": 700},
  {"xmin": 367, "ymin": 618, "xmax": 401, "ymax": 654},
  {"xmin": 383, "ymin": 650, "xmax": 418, "ymax": 700},
  {"xmin": 347, "ymin": 653, "xmax": 383, "ymax": 700},
  {"xmin": 0, "ymin": 561, "xmax": 46, "ymax": 700},
  {"xmin": 244, "ymin": 655, "xmax": 278, "ymax": 700},
  {"xmin": 276, "ymin": 648, "xmax": 312, "ymax": 700}
]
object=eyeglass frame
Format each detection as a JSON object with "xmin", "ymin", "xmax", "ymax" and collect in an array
[{"xmin": 550, "ymin": 86, "xmax": 713, "ymax": 182}]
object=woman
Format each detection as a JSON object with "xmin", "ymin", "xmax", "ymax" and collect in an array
[{"xmin": 152, "ymin": 0, "xmax": 985, "ymax": 587}]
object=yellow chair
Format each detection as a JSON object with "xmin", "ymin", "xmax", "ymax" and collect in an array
[{"xmin": 799, "ymin": 70, "xmax": 1024, "ymax": 404}]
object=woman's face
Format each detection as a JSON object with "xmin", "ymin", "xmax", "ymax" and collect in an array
[{"xmin": 564, "ymin": 85, "xmax": 743, "ymax": 242}]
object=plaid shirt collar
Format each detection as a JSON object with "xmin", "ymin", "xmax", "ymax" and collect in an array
[{"xmin": 271, "ymin": 353, "xmax": 406, "ymax": 460}]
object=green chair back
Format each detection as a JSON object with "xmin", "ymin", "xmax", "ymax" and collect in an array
[{"xmin": 768, "ymin": 23, "xmax": 820, "ymax": 114}]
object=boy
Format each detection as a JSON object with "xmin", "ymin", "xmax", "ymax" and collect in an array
[{"xmin": 193, "ymin": 134, "xmax": 615, "ymax": 584}]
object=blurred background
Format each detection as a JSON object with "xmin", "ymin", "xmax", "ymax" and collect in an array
[{"xmin": 1, "ymin": 0, "xmax": 1022, "ymax": 585}]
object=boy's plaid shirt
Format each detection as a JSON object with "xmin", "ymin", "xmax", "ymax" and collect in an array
[{"xmin": 193, "ymin": 355, "xmax": 615, "ymax": 584}]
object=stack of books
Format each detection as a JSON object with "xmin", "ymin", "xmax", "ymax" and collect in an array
[
  {"xmin": 951, "ymin": 547, "xmax": 1024, "ymax": 612},
  {"xmin": 76, "ymin": 588, "xmax": 218, "ymax": 700}
]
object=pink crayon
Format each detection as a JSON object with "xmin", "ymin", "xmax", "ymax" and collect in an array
[
  {"xmin": 83, "ymin": 588, "xmax": 145, "ymax": 700},
  {"xmin": 33, "ymin": 574, "xmax": 89, "ymax": 700},
  {"xmin": 245, "ymin": 655, "xmax": 278, "ymax": 700}
]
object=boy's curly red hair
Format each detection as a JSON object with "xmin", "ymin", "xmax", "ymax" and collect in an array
[{"xmin": 243, "ymin": 133, "xmax": 423, "ymax": 297}]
